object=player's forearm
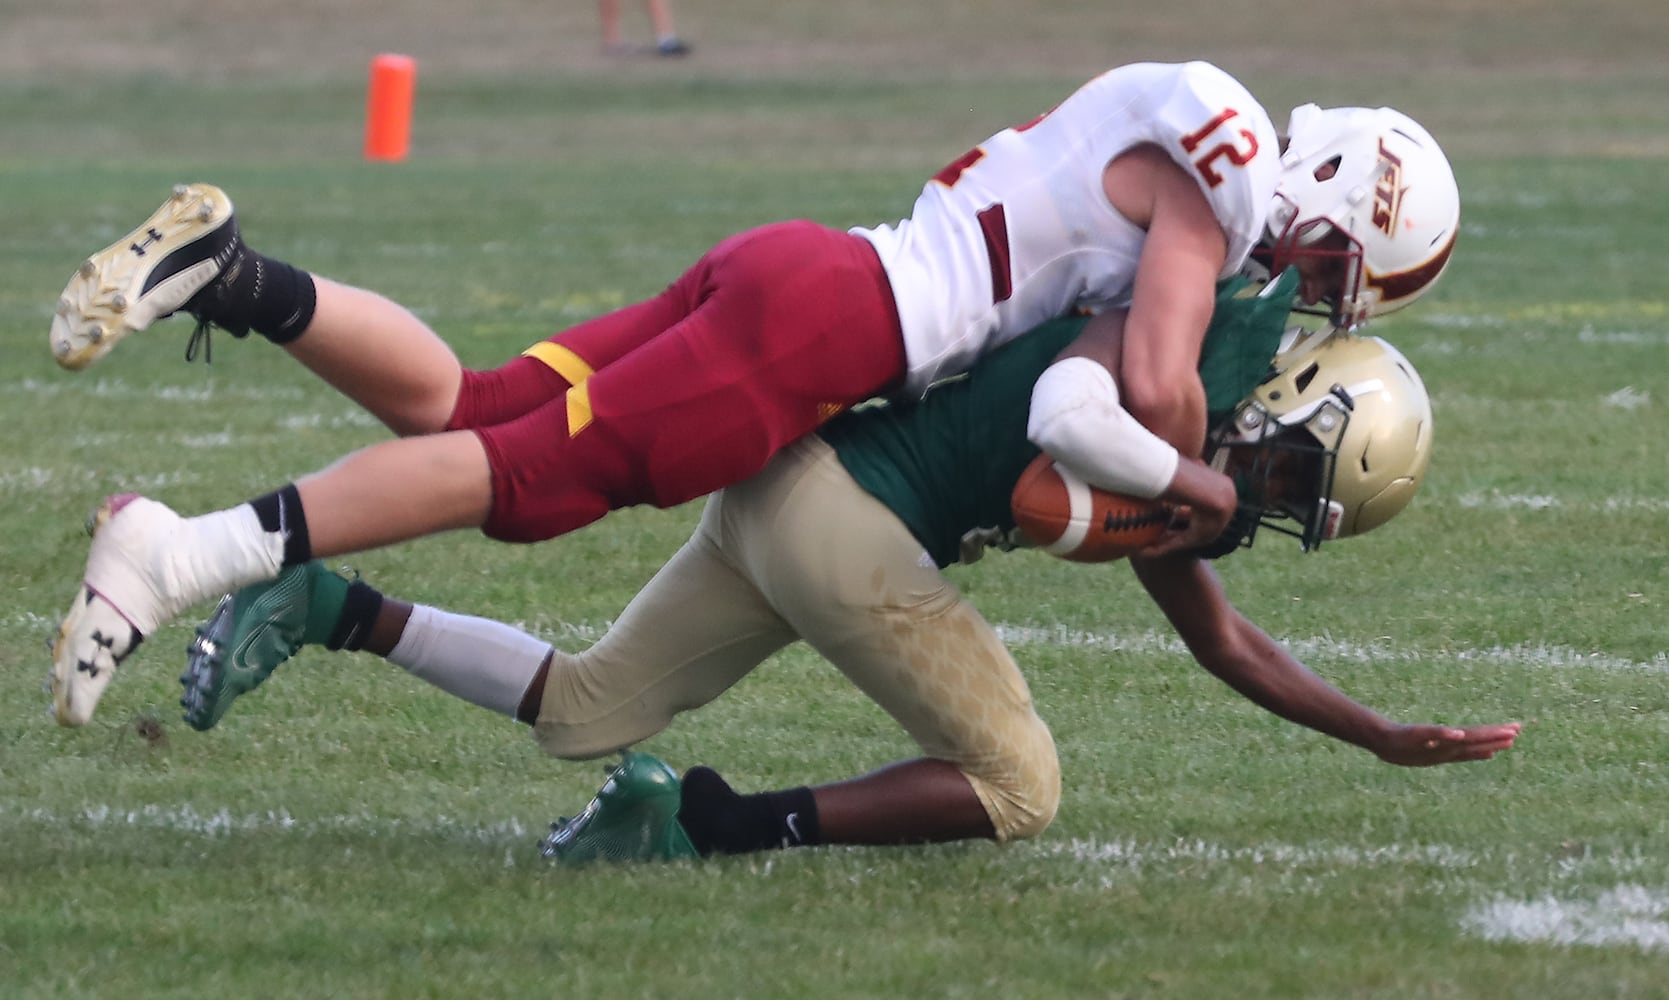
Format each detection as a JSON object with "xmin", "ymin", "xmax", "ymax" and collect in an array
[
  {"xmin": 1136, "ymin": 557, "xmax": 1394, "ymax": 750},
  {"xmin": 1199, "ymin": 623, "xmax": 1395, "ymax": 751},
  {"xmin": 1155, "ymin": 455, "xmax": 1236, "ymax": 525},
  {"xmin": 1118, "ymin": 374, "xmax": 1207, "ymax": 457}
]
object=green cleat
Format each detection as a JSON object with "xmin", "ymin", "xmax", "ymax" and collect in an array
[
  {"xmin": 178, "ymin": 560, "xmax": 345, "ymax": 732},
  {"xmin": 540, "ymin": 751, "xmax": 701, "ymax": 864}
]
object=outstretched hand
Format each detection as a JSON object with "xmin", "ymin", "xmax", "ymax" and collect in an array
[{"xmin": 1372, "ymin": 722, "xmax": 1523, "ymax": 767}]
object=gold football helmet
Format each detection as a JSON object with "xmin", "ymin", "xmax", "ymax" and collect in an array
[{"xmin": 1205, "ymin": 330, "xmax": 1433, "ymax": 552}]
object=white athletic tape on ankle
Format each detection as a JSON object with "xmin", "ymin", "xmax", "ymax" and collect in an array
[{"xmin": 175, "ymin": 505, "xmax": 287, "ymax": 615}]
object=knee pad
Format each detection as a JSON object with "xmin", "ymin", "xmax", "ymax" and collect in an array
[
  {"xmin": 964, "ymin": 723, "xmax": 1062, "ymax": 843},
  {"xmin": 529, "ymin": 651, "xmax": 676, "ymax": 761}
]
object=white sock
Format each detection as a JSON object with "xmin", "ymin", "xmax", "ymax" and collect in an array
[{"xmin": 386, "ymin": 603, "xmax": 551, "ymax": 718}]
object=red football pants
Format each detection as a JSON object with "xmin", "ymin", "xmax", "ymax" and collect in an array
[{"xmin": 446, "ymin": 220, "xmax": 906, "ymax": 543}]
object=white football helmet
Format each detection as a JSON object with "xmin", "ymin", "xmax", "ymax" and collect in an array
[
  {"xmin": 1262, "ymin": 105, "xmax": 1461, "ymax": 328},
  {"xmin": 1205, "ymin": 331, "xmax": 1433, "ymax": 553}
]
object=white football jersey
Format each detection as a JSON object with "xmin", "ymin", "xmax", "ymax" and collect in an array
[{"xmin": 855, "ymin": 61, "xmax": 1280, "ymax": 395}]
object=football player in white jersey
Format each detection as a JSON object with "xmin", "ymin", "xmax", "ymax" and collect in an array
[{"xmin": 44, "ymin": 62, "xmax": 1459, "ymax": 731}]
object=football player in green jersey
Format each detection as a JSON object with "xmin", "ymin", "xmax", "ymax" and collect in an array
[{"xmin": 180, "ymin": 273, "xmax": 1520, "ymax": 862}]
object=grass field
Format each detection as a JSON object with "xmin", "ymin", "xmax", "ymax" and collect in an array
[{"xmin": 3, "ymin": 1, "xmax": 1667, "ymax": 996}]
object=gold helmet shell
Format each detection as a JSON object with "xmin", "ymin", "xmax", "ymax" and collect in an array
[{"xmin": 1211, "ymin": 331, "xmax": 1433, "ymax": 551}]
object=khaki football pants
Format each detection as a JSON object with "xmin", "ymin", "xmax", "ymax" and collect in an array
[{"xmin": 534, "ymin": 436, "xmax": 1061, "ymax": 842}]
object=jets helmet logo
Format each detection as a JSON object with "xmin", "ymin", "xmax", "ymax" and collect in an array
[{"xmin": 1370, "ymin": 137, "xmax": 1408, "ymax": 236}]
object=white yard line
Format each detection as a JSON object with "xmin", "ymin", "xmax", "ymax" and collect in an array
[
  {"xmin": 5, "ymin": 802, "xmax": 1652, "ymax": 883},
  {"xmin": 1462, "ymin": 885, "xmax": 1669, "ymax": 952},
  {"xmin": 1578, "ymin": 328, "xmax": 1669, "ymax": 347},
  {"xmin": 527, "ymin": 619, "xmax": 1666, "ymax": 674},
  {"xmin": 9, "ymin": 788, "xmax": 1669, "ymax": 959},
  {"xmin": 23, "ymin": 609, "xmax": 1635, "ymax": 676},
  {"xmin": 0, "ymin": 468, "xmax": 198, "ymax": 493},
  {"xmin": 1440, "ymin": 490, "xmax": 1669, "ymax": 513},
  {"xmin": 2, "ymin": 802, "xmax": 532, "ymax": 842},
  {"xmin": 991, "ymin": 624, "xmax": 1669, "ymax": 675},
  {"xmin": 8, "ymin": 800, "xmax": 1666, "ymax": 954},
  {"xmin": 4, "ymin": 377, "xmax": 307, "ymax": 402},
  {"xmin": 1, "ymin": 800, "xmax": 1648, "ymax": 878},
  {"xmin": 1050, "ymin": 837, "xmax": 1480, "ymax": 871}
]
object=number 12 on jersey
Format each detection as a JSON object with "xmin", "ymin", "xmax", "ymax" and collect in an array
[{"xmin": 1180, "ymin": 108, "xmax": 1260, "ymax": 187}]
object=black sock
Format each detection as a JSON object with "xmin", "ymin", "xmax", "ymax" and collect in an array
[
  {"xmin": 189, "ymin": 246, "xmax": 317, "ymax": 345},
  {"xmin": 677, "ymin": 766, "xmax": 821, "ymax": 856},
  {"xmin": 325, "ymin": 580, "xmax": 384, "ymax": 652},
  {"xmin": 248, "ymin": 484, "xmax": 312, "ymax": 567}
]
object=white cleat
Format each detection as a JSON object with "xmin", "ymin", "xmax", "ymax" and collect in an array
[
  {"xmin": 49, "ymin": 494, "xmax": 193, "ymax": 726},
  {"xmin": 50, "ymin": 183, "xmax": 240, "ymax": 371},
  {"xmin": 49, "ymin": 586, "xmax": 143, "ymax": 727}
]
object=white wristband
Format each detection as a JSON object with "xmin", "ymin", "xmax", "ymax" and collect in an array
[{"xmin": 1025, "ymin": 356, "xmax": 1179, "ymax": 500}]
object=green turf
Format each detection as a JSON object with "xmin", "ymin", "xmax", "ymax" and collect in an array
[{"xmin": 3, "ymin": 2, "xmax": 1668, "ymax": 996}]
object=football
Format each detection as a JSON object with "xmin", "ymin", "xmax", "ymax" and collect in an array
[{"xmin": 1010, "ymin": 454, "xmax": 1173, "ymax": 562}]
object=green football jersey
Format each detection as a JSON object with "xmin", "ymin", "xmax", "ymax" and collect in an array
[{"xmin": 819, "ymin": 269, "xmax": 1299, "ymax": 567}]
